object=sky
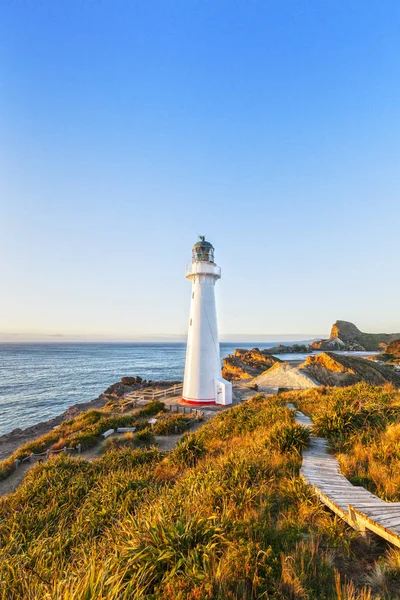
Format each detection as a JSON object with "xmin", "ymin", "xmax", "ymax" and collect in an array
[{"xmin": 1, "ymin": 0, "xmax": 399, "ymax": 342}]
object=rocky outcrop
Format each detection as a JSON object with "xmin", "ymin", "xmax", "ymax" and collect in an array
[
  {"xmin": 222, "ymin": 348, "xmax": 281, "ymax": 381},
  {"xmin": 246, "ymin": 351, "xmax": 400, "ymax": 391},
  {"xmin": 373, "ymin": 340, "xmax": 400, "ymax": 365},
  {"xmin": 301, "ymin": 352, "xmax": 400, "ymax": 387},
  {"xmin": 266, "ymin": 343, "xmax": 314, "ymax": 354},
  {"xmin": 386, "ymin": 340, "xmax": 400, "ymax": 359},
  {"xmin": 312, "ymin": 320, "xmax": 400, "ymax": 351},
  {"xmin": 121, "ymin": 376, "xmax": 143, "ymax": 386}
]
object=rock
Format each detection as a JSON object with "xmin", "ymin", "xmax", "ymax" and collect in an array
[
  {"xmin": 384, "ymin": 340, "xmax": 400, "ymax": 359},
  {"xmin": 301, "ymin": 352, "xmax": 400, "ymax": 387},
  {"xmin": 102, "ymin": 382, "xmax": 136, "ymax": 400},
  {"xmin": 331, "ymin": 321, "xmax": 362, "ymax": 342},
  {"xmin": 234, "ymin": 348, "xmax": 250, "ymax": 357},
  {"xmin": 267, "ymin": 343, "xmax": 314, "ymax": 354},
  {"xmin": 373, "ymin": 340, "xmax": 400, "ymax": 364},
  {"xmin": 246, "ymin": 350, "xmax": 400, "ymax": 390},
  {"xmin": 312, "ymin": 320, "xmax": 400, "ymax": 351},
  {"xmin": 121, "ymin": 376, "xmax": 144, "ymax": 386},
  {"xmin": 222, "ymin": 348, "xmax": 281, "ymax": 381}
]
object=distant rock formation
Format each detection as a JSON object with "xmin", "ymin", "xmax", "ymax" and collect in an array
[
  {"xmin": 266, "ymin": 343, "xmax": 314, "ymax": 354},
  {"xmin": 222, "ymin": 348, "xmax": 281, "ymax": 381},
  {"xmin": 247, "ymin": 351, "xmax": 400, "ymax": 391},
  {"xmin": 386, "ymin": 340, "xmax": 400, "ymax": 358},
  {"xmin": 373, "ymin": 340, "xmax": 400, "ymax": 365},
  {"xmin": 312, "ymin": 320, "xmax": 400, "ymax": 351}
]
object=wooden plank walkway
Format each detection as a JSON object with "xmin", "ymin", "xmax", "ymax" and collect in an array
[{"xmin": 287, "ymin": 403, "xmax": 400, "ymax": 548}]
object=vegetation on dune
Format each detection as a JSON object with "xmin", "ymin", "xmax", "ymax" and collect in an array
[
  {"xmin": 0, "ymin": 401, "xmax": 167, "ymax": 481},
  {"xmin": 152, "ymin": 411, "xmax": 199, "ymax": 435},
  {"xmin": 285, "ymin": 382, "xmax": 400, "ymax": 501},
  {"xmin": 0, "ymin": 392, "xmax": 398, "ymax": 598}
]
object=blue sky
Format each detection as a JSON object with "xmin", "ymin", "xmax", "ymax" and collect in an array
[{"xmin": 1, "ymin": 0, "xmax": 399, "ymax": 341}]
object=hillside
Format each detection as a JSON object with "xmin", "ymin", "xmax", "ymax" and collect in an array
[
  {"xmin": 247, "ymin": 351, "xmax": 400, "ymax": 390},
  {"xmin": 313, "ymin": 320, "xmax": 400, "ymax": 351},
  {"xmin": 0, "ymin": 391, "xmax": 396, "ymax": 598},
  {"xmin": 301, "ymin": 352, "xmax": 400, "ymax": 387},
  {"xmin": 250, "ymin": 362, "xmax": 319, "ymax": 390}
]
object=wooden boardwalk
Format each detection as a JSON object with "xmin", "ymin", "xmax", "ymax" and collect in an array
[{"xmin": 288, "ymin": 403, "xmax": 400, "ymax": 548}]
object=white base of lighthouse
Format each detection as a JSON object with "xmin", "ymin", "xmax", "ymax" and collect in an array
[{"xmin": 182, "ymin": 259, "xmax": 232, "ymax": 406}]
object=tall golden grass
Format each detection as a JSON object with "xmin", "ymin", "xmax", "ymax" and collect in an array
[
  {"xmin": 0, "ymin": 400, "xmax": 168, "ymax": 480},
  {"xmin": 285, "ymin": 382, "xmax": 400, "ymax": 502},
  {"xmin": 0, "ymin": 391, "xmax": 397, "ymax": 598}
]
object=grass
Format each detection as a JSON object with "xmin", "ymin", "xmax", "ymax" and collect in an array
[
  {"xmin": 0, "ymin": 391, "xmax": 398, "ymax": 598},
  {"xmin": 0, "ymin": 401, "xmax": 166, "ymax": 481},
  {"xmin": 152, "ymin": 411, "xmax": 199, "ymax": 435},
  {"xmin": 284, "ymin": 382, "xmax": 400, "ymax": 501}
]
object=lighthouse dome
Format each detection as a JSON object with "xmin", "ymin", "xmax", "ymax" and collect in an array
[{"xmin": 192, "ymin": 236, "xmax": 215, "ymax": 263}]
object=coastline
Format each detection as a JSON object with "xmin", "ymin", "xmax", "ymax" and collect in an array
[
  {"xmin": 0, "ymin": 392, "xmax": 110, "ymax": 462},
  {"xmin": 0, "ymin": 378, "xmax": 181, "ymax": 462},
  {"xmin": 0, "ymin": 349, "xmax": 379, "ymax": 462}
]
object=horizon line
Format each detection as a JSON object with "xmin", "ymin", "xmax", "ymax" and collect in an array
[{"xmin": 0, "ymin": 334, "xmax": 325, "ymax": 343}]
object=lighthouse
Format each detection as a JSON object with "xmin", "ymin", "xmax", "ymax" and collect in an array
[{"xmin": 182, "ymin": 237, "xmax": 232, "ymax": 406}]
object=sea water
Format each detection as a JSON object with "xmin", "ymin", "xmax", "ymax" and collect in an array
[
  {"xmin": 0, "ymin": 342, "xmax": 374, "ymax": 436},
  {"xmin": 0, "ymin": 342, "xmax": 272, "ymax": 435}
]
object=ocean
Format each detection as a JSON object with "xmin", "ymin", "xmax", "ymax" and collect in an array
[
  {"xmin": 0, "ymin": 341, "xmax": 283, "ymax": 436},
  {"xmin": 0, "ymin": 342, "xmax": 374, "ymax": 436}
]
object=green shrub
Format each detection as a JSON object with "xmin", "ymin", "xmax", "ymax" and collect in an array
[
  {"xmin": 172, "ymin": 433, "xmax": 206, "ymax": 467},
  {"xmin": 134, "ymin": 428, "xmax": 155, "ymax": 446},
  {"xmin": 104, "ymin": 432, "xmax": 136, "ymax": 452},
  {"xmin": 139, "ymin": 400, "xmax": 166, "ymax": 416},
  {"xmin": 268, "ymin": 422, "xmax": 310, "ymax": 453},
  {"xmin": 0, "ymin": 456, "xmax": 16, "ymax": 481},
  {"xmin": 152, "ymin": 413, "xmax": 190, "ymax": 435}
]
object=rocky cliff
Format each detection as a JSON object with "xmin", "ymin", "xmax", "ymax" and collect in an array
[
  {"xmin": 373, "ymin": 340, "xmax": 400, "ymax": 365},
  {"xmin": 301, "ymin": 352, "xmax": 400, "ymax": 387},
  {"xmin": 222, "ymin": 348, "xmax": 281, "ymax": 381},
  {"xmin": 246, "ymin": 351, "xmax": 400, "ymax": 390},
  {"xmin": 312, "ymin": 320, "xmax": 400, "ymax": 351}
]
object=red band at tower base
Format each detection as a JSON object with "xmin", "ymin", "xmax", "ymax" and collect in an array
[{"xmin": 181, "ymin": 397, "xmax": 216, "ymax": 406}]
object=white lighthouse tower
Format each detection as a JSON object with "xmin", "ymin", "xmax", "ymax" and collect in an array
[{"xmin": 182, "ymin": 237, "xmax": 232, "ymax": 406}]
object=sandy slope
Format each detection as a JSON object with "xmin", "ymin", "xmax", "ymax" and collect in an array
[{"xmin": 250, "ymin": 362, "xmax": 319, "ymax": 390}]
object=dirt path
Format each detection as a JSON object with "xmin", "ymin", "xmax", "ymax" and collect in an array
[{"xmin": 0, "ymin": 462, "xmax": 32, "ymax": 497}]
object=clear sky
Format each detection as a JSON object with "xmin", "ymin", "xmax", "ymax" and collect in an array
[{"xmin": 1, "ymin": 0, "xmax": 399, "ymax": 341}]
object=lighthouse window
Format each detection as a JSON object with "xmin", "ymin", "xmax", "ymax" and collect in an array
[
  {"xmin": 190, "ymin": 319, "xmax": 192, "ymax": 326},
  {"xmin": 192, "ymin": 292, "xmax": 194, "ymax": 299}
]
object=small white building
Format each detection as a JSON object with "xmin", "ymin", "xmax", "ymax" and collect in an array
[{"xmin": 182, "ymin": 237, "xmax": 232, "ymax": 406}]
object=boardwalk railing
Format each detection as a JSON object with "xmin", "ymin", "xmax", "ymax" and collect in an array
[
  {"xmin": 122, "ymin": 383, "xmax": 183, "ymax": 410},
  {"xmin": 14, "ymin": 444, "xmax": 82, "ymax": 470}
]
